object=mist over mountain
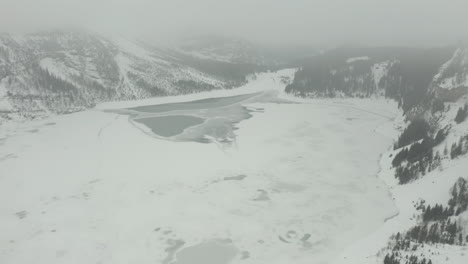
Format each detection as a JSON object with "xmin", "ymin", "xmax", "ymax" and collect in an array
[
  {"xmin": 1, "ymin": 0, "xmax": 468, "ymax": 47},
  {"xmin": 2, "ymin": 2, "xmax": 468, "ymax": 264}
]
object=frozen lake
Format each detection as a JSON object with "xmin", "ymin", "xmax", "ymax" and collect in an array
[
  {"xmin": 174, "ymin": 239, "xmax": 238, "ymax": 264},
  {"xmin": 0, "ymin": 70, "xmax": 400, "ymax": 264},
  {"xmin": 129, "ymin": 92, "xmax": 260, "ymax": 113},
  {"xmin": 121, "ymin": 92, "xmax": 269, "ymax": 143},
  {"xmin": 133, "ymin": 115, "xmax": 205, "ymax": 137}
]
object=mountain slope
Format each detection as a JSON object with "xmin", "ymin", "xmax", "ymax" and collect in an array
[
  {"xmin": 286, "ymin": 47, "xmax": 462, "ymax": 112},
  {"xmin": 283, "ymin": 46, "xmax": 468, "ymax": 264},
  {"xmin": 372, "ymin": 96, "xmax": 468, "ymax": 264},
  {"xmin": 0, "ymin": 31, "xmax": 270, "ymax": 121}
]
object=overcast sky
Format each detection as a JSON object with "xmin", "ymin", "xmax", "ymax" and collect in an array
[{"xmin": 0, "ymin": 0, "xmax": 467, "ymax": 47}]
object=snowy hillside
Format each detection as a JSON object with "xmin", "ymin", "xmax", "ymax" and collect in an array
[
  {"xmin": 0, "ymin": 31, "xmax": 270, "ymax": 122},
  {"xmin": 433, "ymin": 48, "xmax": 468, "ymax": 91},
  {"xmin": 286, "ymin": 46, "xmax": 462, "ymax": 112}
]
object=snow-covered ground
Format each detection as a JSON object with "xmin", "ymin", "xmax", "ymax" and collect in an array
[{"xmin": 0, "ymin": 69, "xmax": 406, "ymax": 264}]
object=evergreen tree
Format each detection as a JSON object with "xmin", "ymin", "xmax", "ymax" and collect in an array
[
  {"xmin": 455, "ymin": 105, "xmax": 467, "ymax": 124},
  {"xmin": 395, "ymin": 119, "xmax": 430, "ymax": 149}
]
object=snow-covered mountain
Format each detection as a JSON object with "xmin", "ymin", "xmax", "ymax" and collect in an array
[
  {"xmin": 430, "ymin": 48, "xmax": 468, "ymax": 103},
  {"xmin": 286, "ymin": 47, "xmax": 468, "ymax": 112},
  {"xmin": 0, "ymin": 31, "xmax": 272, "ymax": 121},
  {"xmin": 434, "ymin": 48, "xmax": 468, "ymax": 90},
  {"xmin": 174, "ymin": 35, "xmax": 276, "ymax": 65},
  {"xmin": 364, "ymin": 92, "xmax": 468, "ymax": 264}
]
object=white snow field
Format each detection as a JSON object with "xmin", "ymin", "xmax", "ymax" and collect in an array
[{"xmin": 0, "ymin": 70, "xmax": 402, "ymax": 264}]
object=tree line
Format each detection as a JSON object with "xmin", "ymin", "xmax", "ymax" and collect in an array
[
  {"xmin": 392, "ymin": 118, "xmax": 468, "ymax": 184},
  {"xmin": 385, "ymin": 177, "xmax": 468, "ymax": 264},
  {"xmin": 384, "ymin": 252, "xmax": 432, "ymax": 264}
]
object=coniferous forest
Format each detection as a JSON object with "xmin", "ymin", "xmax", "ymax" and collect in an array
[{"xmin": 385, "ymin": 178, "xmax": 468, "ymax": 264}]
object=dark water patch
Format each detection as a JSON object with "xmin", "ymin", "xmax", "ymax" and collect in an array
[
  {"xmin": 88, "ymin": 179, "xmax": 101, "ymax": 184},
  {"xmin": 277, "ymin": 231, "xmax": 313, "ymax": 248},
  {"xmin": 247, "ymin": 107, "xmax": 265, "ymax": 113},
  {"xmin": 130, "ymin": 93, "xmax": 260, "ymax": 113},
  {"xmin": 134, "ymin": 115, "xmax": 205, "ymax": 137},
  {"xmin": 193, "ymin": 137, "xmax": 213, "ymax": 144},
  {"xmin": 15, "ymin": 211, "xmax": 28, "ymax": 219},
  {"xmin": 240, "ymin": 251, "xmax": 250, "ymax": 260},
  {"xmin": 301, "ymin": 233, "xmax": 311, "ymax": 242},
  {"xmin": 286, "ymin": 230, "xmax": 298, "ymax": 239},
  {"xmin": 174, "ymin": 239, "xmax": 238, "ymax": 264},
  {"xmin": 0, "ymin": 154, "xmax": 17, "ymax": 162},
  {"xmin": 223, "ymin": 175, "xmax": 247, "ymax": 181},
  {"xmin": 278, "ymin": 236, "xmax": 290, "ymax": 243},
  {"xmin": 181, "ymin": 106, "xmax": 253, "ymax": 143},
  {"xmin": 163, "ymin": 239, "xmax": 185, "ymax": 264},
  {"xmin": 253, "ymin": 189, "xmax": 270, "ymax": 201},
  {"xmin": 111, "ymin": 92, "xmax": 265, "ymax": 143}
]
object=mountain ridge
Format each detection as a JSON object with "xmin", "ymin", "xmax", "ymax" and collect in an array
[{"xmin": 0, "ymin": 31, "xmax": 274, "ymax": 122}]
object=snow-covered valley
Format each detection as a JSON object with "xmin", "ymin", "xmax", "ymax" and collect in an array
[
  {"xmin": 2, "ymin": 0, "xmax": 468, "ymax": 262},
  {"xmin": 0, "ymin": 70, "xmax": 406, "ymax": 264}
]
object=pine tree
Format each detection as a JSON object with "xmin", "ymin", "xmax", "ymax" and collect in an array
[{"xmin": 455, "ymin": 105, "xmax": 467, "ymax": 124}]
